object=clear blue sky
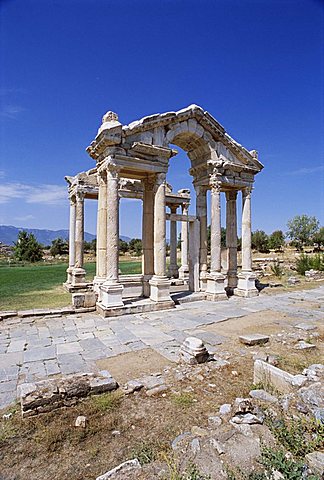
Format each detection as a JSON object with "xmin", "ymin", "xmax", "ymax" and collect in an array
[{"xmin": 0, "ymin": 0, "xmax": 323, "ymax": 239}]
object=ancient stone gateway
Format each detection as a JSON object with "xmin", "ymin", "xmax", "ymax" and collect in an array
[{"xmin": 64, "ymin": 105, "xmax": 263, "ymax": 317}]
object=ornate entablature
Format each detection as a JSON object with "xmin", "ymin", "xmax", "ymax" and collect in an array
[{"xmin": 86, "ymin": 105, "xmax": 263, "ymax": 190}]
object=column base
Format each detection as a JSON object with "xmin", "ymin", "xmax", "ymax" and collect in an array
[
  {"xmin": 178, "ymin": 265, "xmax": 189, "ymax": 284},
  {"xmin": 98, "ymin": 282, "xmax": 124, "ymax": 308},
  {"xmin": 205, "ymin": 272, "xmax": 227, "ymax": 301},
  {"xmin": 71, "ymin": 267, "xmax": 87, "ymax": 288},
  {"xmin": 149, "ymin": 276, "xmax": 172, "ymax": 303},
  {"xmin": 234, "ymin": 271, "xmax": 259, "ymax": 298},
  {"xmin": 93, "ymin": 276, "xmax": 106, "ymax": 294},
  {"xmin": 199, "ymin": 271, "xmax": 208, "ymax": 291},
  {"xmin": 143, "ymin": 274, "xmax": 153, "ymax": 297},
  {"xmin": 168, "ymin": 264, "xmax": 179, "ymax": 279}
]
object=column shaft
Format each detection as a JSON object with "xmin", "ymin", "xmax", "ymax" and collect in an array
[
  {"xmin": 195, "ymin": 186, "xmax": 208, "ymax": 275},
  {"xmin": 68, "ymin": 198, "xmax": 76, "ymax": 269},
  {"xmin": 153, "ymin": 174, "xmax": 167, "ymax": 277},
  {"xmin": 226, "ymin": 190, "xmax": 238, "ymax": 287},
  {"xmin": 169, "ymin": 206, "xmax": 178, "ymax": 277},
  {"xmin": 142, "ymin": 178, "xmax": 155, "ymax": 277},
  {"xmin": 105, "ymin": 167, "xmax": 120, "ymax": 283},
  {"xmin": 180, "ymin": 204, "xmax": 189, "ymax": 272},
  {"xmin": 96, "ymin": 172, "xmax": 107, "ymax": 278},
  {"xmin": 75, "ymin": 192, "xmax": 84, "ymax": 268},
  {"xmin": 241, "ymin": 187, "xmax": 252, "ymax": 272},
  {"xmin": 210, "ymin": 183, "xmax": 222, "ymax": 272}
]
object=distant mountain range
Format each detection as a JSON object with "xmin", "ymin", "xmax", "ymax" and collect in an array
[{"xmin": 0, "ymin": 226, "xmax": 131, "ymax": 246}]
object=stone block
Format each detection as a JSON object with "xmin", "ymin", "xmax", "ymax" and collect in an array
[
  {"xmin": 179, "ymin": 336, "xmax": 209, "ymax": 364},
  {"xmin": 239, "ymin": 334, "xmax": 269, "ymax": 346},
  {"xmin": 253, "ymin": 360, "xmax": 295, "ymax": 394},
  {"xmin": 72, "ymin": 292, "xmax": 96, "ymax": 309}
]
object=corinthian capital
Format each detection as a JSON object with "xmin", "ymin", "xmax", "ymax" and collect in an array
[{"xmin": 209, "ymin": 172, "xmax": 222, "ymax": 194}]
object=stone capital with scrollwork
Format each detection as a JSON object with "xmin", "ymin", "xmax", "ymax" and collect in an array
[
  {"xmin": 209, "ymin": 172, "xmax": 222, "ymax": 194},
  {"xmin": 242, "ymin": 186, "xmax": 253, "ymax": 199},
  {"xmin": 142, "ymin": 175, "xmax": 156, "ymax": 192},
  {"xmin": 155, "ymin": 172, "xmax": 166, "ymax": 188}
]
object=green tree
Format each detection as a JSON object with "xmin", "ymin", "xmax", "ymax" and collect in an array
[
  {"xmin": 119, "ymin": 239, "xmax": 129, "ymax": 254},
  {"xmin": 251, "ymin": 230, "xmax": 269, "ymax": 253},
  {"xmin": 129, "ymin": 238, "xmax": 142, "ymax": 256},
  {"xmin": 50, "ymin": 237, "xmax": 68, "ymax": 257},
  {"xmin": 286, "ymin": 214, "xmax": 319, "ymax": 249},
  {"xmin": 13, "ymin": 230, "xmax": 43, "ymax": 262},
  {"xmin": 268, "ymin": 230, "xmax": 285, "ymax": 250},
  {"xmin": 312, "ymin": 227, "xmax": 324, "ymax": 250}
]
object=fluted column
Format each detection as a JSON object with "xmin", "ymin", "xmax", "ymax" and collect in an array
[
  {"xmin": 70, "ymin": 191, "xmax": 86, "ymax": 287},
  {"xmin": 206, "ymin": 174, "xmax": 226, "ymax": 300},
  {"xmin": 179, "ymin": 202, "xmax": 189, "ymax": 282},
  {"xmin": 149, "ymin": 173, "xmax": 172, "ymax": 303},
  {"xmin": 98, "ymin": 160, "xmax": 124, "ymax": 309},
  {"xmin": 226, "ymin": 190, "xmax": 238, "ymax": 289},
  {"xmin": 94, "ymin": 170, "xmax": 107, "ymax": 291},
  {"xmin": 234, "ymin": 186, "xmax": 258, "ymax": 297},
  {"xmin": 142, "ymin": 176, "xmax": 155, "ymax": 296},
  {"xmin": 195, "ymin": 185, "xmax": 208, "ymax": 289},
  {"xmin": 169, "ymin": 205, "xmax": 179, "ymax": 278}
]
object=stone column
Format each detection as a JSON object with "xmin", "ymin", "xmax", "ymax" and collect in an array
[
  {"xmin": 93, "ymin": 170, "xmax": 107, "ymax": 292},
  {"xmin": 206, "ymin": 175, "xmax": 226, "ymax": 300},
  {"xmin": 149, "ymin": 173, "xmax": 172, "ymax": 303},
  {"xmin": 195, "ymin": 185, "xmax": 208, "ymax": 290},
  {"xmin": 169, "ymin": 205, "xmax": 179, "ymax": 278},
  {"xmin": 65, "ymin": 195, "xmax": 76, "ymax": 286},
  {"xmin": 226, "ymin": 190, "xmax": 238, "ymax": 290},
  {"xmin": 71, "ymin": 191, "xmax": 86, "ymax": 286},
  {"xmin": 234, "ymin": 187, "xmax": 258, "ymax": 297},
  {"xmin": 142, "ymin": 176, "xmax": 155, "ymax": 297},
  {"xmin": 178, "ymin": 202, "xmax": 189, "ymax": 282},
  {"xmin": 98, "ymin": 162, "xmax": 124, "ymax": 309}
]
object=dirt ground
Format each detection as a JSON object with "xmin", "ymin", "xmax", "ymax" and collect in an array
[{"xmin": 0, "ymin": 284, "xmax": 323, "ymax": 480}]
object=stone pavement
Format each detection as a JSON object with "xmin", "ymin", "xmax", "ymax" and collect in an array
[{"xmin": 0, "ymin": 286, "xmax": 323, "ymax": 410}]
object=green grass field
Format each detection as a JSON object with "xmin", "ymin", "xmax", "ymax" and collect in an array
[{"xmin": 0, "ymin": 259, "xmax": 142, "ymax": 311}]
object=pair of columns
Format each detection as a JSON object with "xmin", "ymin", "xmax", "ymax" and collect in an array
[
  {"xmin": 198, "ymin": 180, "xmax": 257, "ymax": 298},
  {"xmin": 66, "ymin": 192, "xmax": 87, "ymax": 288},
  {"xmin": 168, "ymin": 203, "xmax": 190, "ymax": 280}
]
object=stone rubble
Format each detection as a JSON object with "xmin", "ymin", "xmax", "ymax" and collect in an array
[{"xmin": 96, "ymin": 459, "xmax": 141, "ymax": 480}]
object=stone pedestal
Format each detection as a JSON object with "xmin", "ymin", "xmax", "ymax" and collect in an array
[
  {"xmin": 206, "ymin": 272, "xmax": 227, "ymax": 301},
  {"xmin": 234, "ymin": 271, "xmax": 258, "ymax": 297},
  {"xmin": 99, "ymin": 282, "xmax": 124, "ymax": 307},
  {"xmin": 71, "ymin": 267, "xmax": 87, "ymax": 287},
  {"xmin": 149, "ymin": 276, "xmax": 172, "ymax": 302}
]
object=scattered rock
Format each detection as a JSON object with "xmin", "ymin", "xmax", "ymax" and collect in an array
[
  {"xmin": 219, "ymin": 404, "xmax": 232, "ymax": 416},
  {"xmin": 112, "ymin": 430, "xmax": 120, "ymax": 436},
  {"xmin": 123, "ymin": 380, "xmax": 144, "ymax": 395},
  {"xmin": 291, "ymin": 375, "xmax": 308, "ymax": 387},
  {"xmin": 303, "ymin": 364, "xmax": 324, "ymax": 381},
  {"xmin": 234, "ymin": 398, "xmax": 254, "ymax": 414},
  {"xmin": 231, "ymin": 412, "xmax": 264, "ymax": 425},
  {"xmin": 305, "ymin": 451, "xmax": 324, "ymax": 476},
  {"xmin": 239, "ymin": 334, "xmax": 270, "ymax": 346},
  {"xmin": 249, "ymin": 389, "xmax": 278, "ymax": 403},
  {"xmin": 294, "ymin": 341, "xmax": 316, "ymax": 350},
  {"xmin": 140, "ymin": 375, "xmax": 165, "ymax": 391},
  {"xmin": 191, "ymin": 425, "xmax": 209, "ymax": 437},
  {"xmin": 146, "ymin": 385, "xmax": 168, "ymax": 397},
  {"xmin": 75, "ymin": 415, "xmax": 87, "ymax": 428},
  {"xmin": 179, "ymin": 337, "xmax": 209, "ymax": 364},
  {"xmin": 287, "ymin": 277, "xmax": 300, "ymax": 285},
  {"xmin": 208, "ymin": 416, "xmax": 222, "ymax": 428},
  {"xmin": 96, "ymin": 459, "xmax": 141, "ymax": 480}
]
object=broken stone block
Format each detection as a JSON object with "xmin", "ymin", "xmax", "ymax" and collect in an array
[
  {"xmin": 291, "ymin": 375, "xmax": 308, "ymax": 387},
  {"xmin": 294, "ymin": 341, "xmax": 316, "ymax": 350},
  {"xmin": 239, "ymin": 334, "xmax": 269, "ymax": 346},
  {"xmin": 294, "ymin": 323, "xmax": 317, "ymax": 331},
  {"xmin": 179, "ymin": 337, "xmax": 209, "ymax": 365},
  {"xmin": 254, "ymin": 360, "xmax": 295, "ymax": 394},
  {"xmin": 123, "ymin": 380, "xmax": 144, "ymax": 395},
  {"xmin": 72, "ymin": 292, "xmax": 96, "ymax": 308},
  {"xmin": 231, "ymin": 412, "xmax": 264, "ymax": 425},
  {"xmin": 75, "ymin": 415, "xmax": 87, "ymax": 427},
  {"xmin": 208, "ymin": 416, "xmax": 222, "ymax": 427},
  {"xmin": 303, "ymin": 364, "xmax": 324, "ymax": 381},
  {"xmin": 210, "ymin": 438, "xmax": 225, "ymax": 454},
  {"xmin": 191, "ymin": 425, "xmax": 209, "ymax": 437},
  {"xmin": 145, "ymin": 385, "xmax": 168, "ymax": 397},
  {"xmin": 89, "ymin": 376, "xmax": 118, "ymax": 394},
  {"xmin": 287, "ymin": 276, "xmax": 300, "ymax": 285},
  {"xmin": 96, "ymin": 458, "xmax": 141, "ymax": 480},
  {"xmin": 219, "ymin": 403, "xmax": 232, "ymax": 415},
  {"xmin": 234, "ymin": 398, "xmax": 254, "ymax": 414},
  {"xmin": 190, "ymin": 438, "xmax": 200, "ymax": 454}
]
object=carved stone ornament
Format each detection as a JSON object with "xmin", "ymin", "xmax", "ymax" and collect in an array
[
  {"xmin": 102, "ymin": 111, "xmax": 119, "ymax": 123},
  {"xmin": 209, "ymin": 172, "xmax": 222, "ymax": 193}
]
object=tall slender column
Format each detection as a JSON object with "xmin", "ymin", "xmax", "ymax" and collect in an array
[
  {"xmin": 98, "ymin": 161, "xmax": 124, "ymax": 309},
  {"xmin": 94, "ymin": 170, "xmax": 107, "ymax": 291},
  {"xmin": 142, "ymin": 176, "xmax": 155, "ymax": 296},
  {"xmin": 226, "ymin": 190, "xmax": 238, "ymax": 289},
  {"xmin": 71, "ymin": 191, "xmax": 86, "ymax": 287},
  {"xmin": 241, "ymin": 187, "xmax": 252, "ymax": 272},
  {"xmin": 149, "ymin": 173, "xmax": 172, "ymax": 303},
  {"xmin": 66, "ymin": 195, "xmax": 76, "ymax": 285},
  {"xmin": 234, "ymin": 186, "xmax": 258, "ymax": 297},
  {"xmin": 169, "ymin": 205, "xmax": 179, "ymax": 278},
  {"xmin": 210, "ymin": 180, "xmax": 222, "ymax": 273},
  {"xmin": 195, "ymin": 185, "xmax": 208, "ymax": 289},
  {"xmin": 179, "ymin": 202, "xmax": 189, "ymax": 282},
  {"xmin": 206, "ymin": 174, "xmax": 226, "ymax": 300}
]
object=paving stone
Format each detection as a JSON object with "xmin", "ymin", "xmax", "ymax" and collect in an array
[
  {"xmin": 56, "ymin": 342, "xmax": 82, "ymax": 355},
  {"xmin": 20, "ymin": 361, "xmax": 47, "ymax": 382},
  {"xmin": 0, "ymin": 380, "xmax": 17, "ymax": 394},
  {"xmin": 57, "ymin": 354, "xmax": 87, "ymax": 375},
  {"xmin": 127, "ymin": 340, "xmax": 147, "ymax": 351},
  {"xmin": 79, "ymin": 338, "xmax": 107, "ymax": 351},
  {"xmin": 0, "ymin": 352, "xmax": 23, "ymax": 368},
  {"xmin": 24, "ymin": 346, "xmax": 55, "ymax": 363},
  {"xmin": 0, "ymin": 366, "xmax": 19, "ymax": 382},
  {"xmin": 239, "ymin": 334, "xmax": 270, "ymax": 346},
  {"xmin": 0, "ymin": 390, "xmax": 17, "ymax": 410},
  {"xmin": 44, "ymin": 359, "xmax": 61, "ymax": 376},
  {"xmin": 81, "ymin": 349, "xmax": 113, "ymax": 362},
  {"xmin": 294, "ymin": 323, "xmax": 317, "ymax": 331}
]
